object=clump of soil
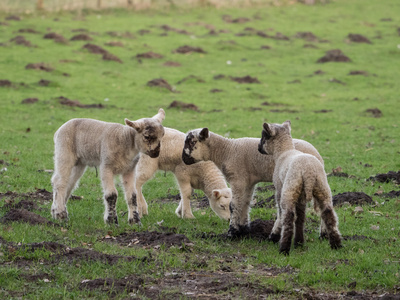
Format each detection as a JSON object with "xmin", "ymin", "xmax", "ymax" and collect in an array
[
  {"xmin": 317, "ymin": 49, "xmax": 351, "ymax": 63},
  {"xmin": 295, "ymin": 31, "xmax": 319, "ymax": 42},
  {"xmin": 348, "ymin": 70, "xmax": 369, "ymax": 76},
  {"xmin": 173, "ymin": 45, "xmax": 206, "ymax": 54},
  {"xmin": 1, "ymin": 199, "xmax": 39, "ymax": 211},
  {"xmin": 102, "ymin": 231, "xmax": 192, "ymax": 249},
  {"xmin": 365, "ymin": 108, "xmax": 382, "ymax": 118},
  {"xmin": 0, "ymin": 188, "xmax": 53, "ymax": 203},
  {"xmin": 176, "ymin": 75, "xmax": 205, "ymax": 84},
  {"xmin": 248, "ymin": 219, "xmax": 274, "ymax": 240},
  {"xmin": 369, "ymin": 171, "xmax": 400, "ymax": 184},
  {"xmin": 6, "ymin": 15, "xmax": 21, "ymax": 21},
  {"xmin": 314, "ymin": 109, "xmax": 333, "ymax": 113},
  {"xmin": 106, "ymin": 31, "xmax": 135, "ymax": 39},
  {"xmin": 332, "ymin": 192, "xmax": 374, "ymax": 206},
  {"xmin": 348, "ymin": 33, "xmax": 371, "ymax": 44},
  {"xmin": 376, "ymin": 190, "xmax": 400, "ymax": 198},
  {"xmin": 25, "ymin": 63, "xmax": 53, "ymax": 72},
  {"xmin": 135, "ymin": 51, "xmax": 163, "ymax": 59},
  {"xmin": 70, "ymin": 34, "xmax": 92, "ymax": 41},
  {"xmin": 80, "ymin": 275, "xmax": 145, "ymax": 296},
  {"xmin": 0, "ymin": 209, "xmax": 57, "ymax": 226},
  {"xmin": 105, "ymin": 41, "xmax": 124, "ymax": 47},
  {"xmin": 222, "ymin": 15, "xmax": 250, "ymax": 24},
  {"xmin": 210, "ymin": 88, "xmax": 223, "ymax": 93},
  {"xmin": 21, "ymin": 98, "xmax": 38, "ymax": 104},
  {"xmin": 55, "ymin": 96, "xmax": 105, "ymax": 109},
  {"xmin": 38, "ymin": 79, "xmax": 51, "ymax": 86},
  {"xmin": 43, "ymin": 32, "xmax": 67, "ymax": 43},
  {"xmin": 146, "ymin": 78, "xmax": 175, "ymax": 92},
  {"xmin": 137, "ymin": 29, "xmax": 151, "ymax": 35},
  {"xmin": 160, "ymin": 24, "xmax": 191, "ymax": 35},
  {"xmin": 230, "ymin": 75, "xmax": 260, "ymax": 84},
  {"xmin": 168, "ymin": 100, "xmax": 199, "ymax": 111},
  {"xmin": 261, "ymin": 45, "xmax": 271, "ymax": 50},
  {"xmin": 0, "ymin": 79, "xmax": 12, "ymax": 87},
  {"xmin": 102, "ymin": 52, "xmax": 122, "ymax": 63},
  {"xmin": 82, "ymin": 43, "xmax": 108, "ymax": 54},
  {"xmin": 163, "ymin": 61, "xmax": 181, "ymax": 67},
  {"xmin": 10, "ymin": 35, "xmax": 33, "ymax": 47}
]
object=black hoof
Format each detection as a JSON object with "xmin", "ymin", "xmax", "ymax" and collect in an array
[{"xmin": 268, "ymin": 233, "xmax": 281, "ymax": 243}]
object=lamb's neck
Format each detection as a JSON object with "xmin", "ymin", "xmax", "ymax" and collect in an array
[
  {"xmin": 208, "ymin": 132, "xmax": 233, "ymax": 168},
  {"xmin": 272, "ymin": 138, "xmax": 295, "ymax": 161}
]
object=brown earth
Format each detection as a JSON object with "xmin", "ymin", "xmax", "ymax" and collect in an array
[
  {"xmin": 176, "ymin": 75, "xmax": 205, "ymax": 84},
  {"xmin": 21, "ymin": 98, "xmax": 38, "ymax": 104},
  {"xmin": 70, "ymin": 34, "xmax": 92, "ymax": 41},
  {"xmin": 135, "ymin": 51, "xmax": 163, "ymax": 59},
  {"xmin": 168, "ymin": 100, "xmax": 199, "ymax": 111},
  {"xmin": 348, "ymin": 70, "xmax": 369, "ymax": 76},
  {"xmin": 43, "ymin": 32, "xmax": 68, "ymax": 43},
  {"xmin": 0, "ymin": 188, "xmax": 53, "ymax": 203},
  {"xmin": 173, "ymin": 45, "xmax": 206, "ymax": 54},
  {"xmin": 102, "ymin": 52, "xmax": 123, "ymax": 63},
  {"xmin": 0, "ymin": 208, "xmax": 58, "ymax": 226},
  {"xmin": 38, "ymin": 79, "xmax": 51, "ymax": 86},
  {"xmin": 317, "ymin": 49, "xmax": 351, "ymax": 63},
  {"xmin": 146, "ymin": 78, "xmax": 175, "ymax": 92},
  {"xmin": 163, "ymin": 61, "xmax": 181, "ymax": 67},
  {"xmin": 55, "ymin": 96, "xmax": 105, "ymax": 108},
  {"xmin": 332, "ymin": 192, "xmax": 374, "ymax": 206},
  {"xmin": 0, "ymin": 79, "xmax": 12, "ymax": 87},
  {"xmin": 230, "ymin": 75, "xmax": 260, "ymax": 84},
  {"xmin": 369, "ymin": 171, "xmax": 400, "ymax": 184},
  {"xmin": 348, "ymin": 33, "xmax": 372, "ymax": 44},
  {"xmin": 366, "ymin": 108, "xmax": 382, "ymax": 118},
  {"xmin": 25, "ymin": 63, "xmax": 53, "ymax": 72},
  {"xmin": 82, "ymin": 43, "xmax": 108, "ymax": 54},
  {"xmin": 10, "ymin": 35, "xmax": 34, "ymax": 47}
]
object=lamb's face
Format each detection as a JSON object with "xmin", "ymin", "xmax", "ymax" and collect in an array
[
  {"xmin": 182, "ymin": 128, "xmax": 209, "ymax": 165},
  {"xmin": 209, "ymin": 188, "xmax": 232, "ymax": 221},
  {"xmin": 258, "ymin": 121, "xmax": 291, "ymax": 156}
]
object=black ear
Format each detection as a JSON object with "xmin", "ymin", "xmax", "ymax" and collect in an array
[
  {"xmin": 199, "ymin": 128, "xmax": 209, "ymax": 141},
  {"xmin": 262, "ymin": 123, "xmax": 275, "ymax": 138}
]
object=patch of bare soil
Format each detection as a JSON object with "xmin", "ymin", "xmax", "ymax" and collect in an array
[
  {"xmin": 0, "ymin": 209, "xmax": 57, "ymax": 226},
  {"xmin": 295, "ymin": 31, "xmax": 319, "ymax": 42},
  {"xmin": 105, "ymin": 41, "xmax": 124, "ymax": 47},
  {"xmin": 106, "ymin": 31, "xmax": 135, "ymax": 39},
  {"xmin": 21, "ymin": 98, "xmax": 38, "ymax": 104},
  {"xmin": 348, "ymin": 33, "xmax": 371, "ymax": 44},
  {"xmin": 25, "ymin": 63, "xmax": 53, "ymax": 72},
  {"xmin": 270, "ymin": 108, "xmax": 298, "ymax": 113},
  {"xmin": 38, "ymin": 79, "xmax": 51, "ymax": 86},
  {"xmin": 55, "ymin": 96, "xmax": 105, "ymax": 109},
  {"xmin": 70, "ymin": 34, "xmax": 92, "ymax": 41},
  {"xmin": 146, "ymin": 78, "xmax": 175, "ymax": 92},
  {"xmin": 332, "ymin": 192, "xmax": 374, "ymax": 206},
  {"xmin": 376, "ymin": 190, "xmax": 400, "ymax": 198},
  {"xmin": 369, "ymin": 171, "xmax": 400, "ymax": 184},
  {"xmin": 102, "ymin": 52, "xmax": 123, "ymax": 63},
  {"xmin": 176, "ymin": 75, "xmax": 205, "ymax": 84},
  {"xmin": 160, "ymin": 24, "xmax": 191, "ymax": 35},
  {"xmin": 365, "ymin": 108, "xmax": 382, "ymax": 118},
  {"xmin": 6, "ymin": 15, "xmax": 21, "ymax": 21},
  {"xmin": 210, "ymin": 88, "xmax": 223, "ymax": 93},
  {"xmin": 137, "ymin": 29, "xmax": 150, "ymax": 35},
  {"xmin": 222, "ymin": 15, "xmax": 251, "ymax": 24},
  {"xmin": 329, "ymin": 78, "xmax": 346, "ymax": 85},
  {"xmin": 173, "ymin": 45, "xmax": 206, "ymax": 54},
  {"xmin": 163, "ymin": 61, "xmax": 181, "ymax": 67},
  {"xmin": 261, "ymin": 45, "xmax": 271, "ymax": 49},
  {"xmin": 314, "ymin": 109, "xmax": 333, "ymax": 113},
  {"xmin": 1, "ymin": 199, "xmax": 39, "ymax": 211},
  {"xmin": 348, "ymin": 70, "xmax": 369, "ymax": 76},
  {"xmin": 10, "ymin": 35, "xmax": 34, "ymax": 47},
  {"xmin": 135, "ymin": 51, "xmax": 163, "ymax": 59},
  {"xmin": 317, "ymin": 49, "xmax": 351, "ymax": 63},
  {"xmin": 304, "ymin": 43, "xmax": 319, "ymax": 48},
  {"xmin": 168, "ymin": 100, "xmax": 199, "ymax": 111},
  {"xmin": 0, "ymin": 79, "xmax": 12, "ymax": 87},
  {"xmin": 43, "ymin": 32, "xmax": 67, "ymax": 43},
  {"xmin": 101, "ymin": 231, "xmax": 192, "ymax": 249},
  {"xmin": 82, "ymin": 43, "xmax": 108, "ymax": 54},
  {"xmin": 0, "ymin": 188, "xmax": 52, "ymax": 204},
  {"xmin": 231, "ymin": 75, "xmax": 260, "ymax": 84}
]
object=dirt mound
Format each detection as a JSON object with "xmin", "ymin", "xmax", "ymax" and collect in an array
[
  {"xmin": 135, "ymin": 51, "xmax": 163, "ymax": 59},
  {"xmin": 1, "ymin": 199, "xmax": 39, "ymax": 211},
  {"xmin": 105, "ymin": 41, "xmax": 124, "ymax": 47},
  {"xmin": 348, "ymin": 33, "xmax": 371, "ymax": 44},
  {"xmin": 56, "ymin": 96, "xmax": 105, "ymax": 109},
  {"xmin": 369, "ymin": 171, "xmax": 400, "ymax": 184},
  {"xmin": 146, "ymin": 78, "xmax": 175, "ymax": 92},
  {"xmin": 106, "ymin": 31, "xmax": 135, "ymax": 39},
  {"xmin": 342, "ymin": 235, "xmax": 376, "ymax": 241},
  {"xmin": 317, "ymin": 49, "xmax": 351, "ymax": 63},
  {"xmin": 0, "ymin": 188, "xmax": 53, "ymax": 203},
  {"xmin": 210, "ymin": 88, "xmax": 223, "ymax": 93},
  {"xmin": 80, "ymin": 275, "xmax": 145, "ymax": 296},
  {"xmin": 70, "ymin": 34, "xmax": 92, "ymax": 41},
  {"xmin": 168, "ymin": 100, "xmax": 199, "ymax": 111},
  {"xmin": 173, "ymin": 45, "xmax": 206, "ymax": 54},
  {"xmin": 25, "ymin": 63, "xmax": 53, "ymax": 72},
  {"xmin": 348, "ymin": 70, "xmax": 369, "ymax": 76},
  {"xmin": 0, "ymin": 79, "xmax": 12, "ymax": 87},
  {"xmin": 43, "ymin": 32, "xmax": 67, "ymax": 43},
  {"xmin": 295, "ymin": 31, "xmax": 319, "ymax": 42},
  {"xmin": 332, "ymin": 192, "xmax": 374, "ymax": 206},
  {"xmin": 102, "ymin": 52, "xmax": 122, "ymax": 63},
  {"xmin": 222, "ymin": 15, "xmax": 250, "ymax": 24},
  {"xmin": 6, "ymin": 15, "xmax": 21, "ymax": 21},
  {"xmin": 230, "ymin": 75, "xmax": 260, "ymax": 84},
  {"xmin": 21, "ymin": 98, "xmax": 38, "ymax": 104},
  {"xmin": 176, "ymin": 75, "xmax": 205, "ymax": 84},
  {"xmin": 365, "ymin": 108, "xmax": 382, "ymax": 118},
  {"xmin": 10, "ymin": 35, "xmax": 33, "ymax": 47},
  {"xmin": 102, "ymin": 231, "xmax": 192, "ymax": 249},
  {"xmin": 376, "ymin": 190, "xmax": 400, "ymax": 198},
  {"xmin": 163, "ymin": 61, "xmax": 181, "ymax": 67},
  {"xmin": 82, "ymin": 43, "xmax": 108, "ymax": 54},
  {"xmin": 160, "ymin": 24, "xmax": 191, "ymax": 35},
  {"xmin": 38, "ymin": 79, "xmax": 51, "ymax": 86},
  {"xmin": 248, "ymin": 219, "xmax": 274, "ymax": 240},
  {"xmin": 0, "ymin": 208, "xmax": 57, "ymax": 226}
]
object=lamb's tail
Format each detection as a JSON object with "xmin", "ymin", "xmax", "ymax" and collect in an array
[{"xmin": 303, "ymin": 173, "xmax": 315, "ymax": 203}]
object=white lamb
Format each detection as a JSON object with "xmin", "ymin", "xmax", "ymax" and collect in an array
[
  {"xmin": 258, "ymin": 121, "xmax": 342, "ymax": 254},
  {"xmin": 182, "ymin": 127, "xmax": 324, "ymax": 238},
  {"xmin": 51, "ymin": 109, "xmax": 165, "ymax": 225},
  {"xmin": 134, "ymin": 127, "xmax": 231, "ymax": 220}
]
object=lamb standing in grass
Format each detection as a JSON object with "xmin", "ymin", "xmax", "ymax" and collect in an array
[
  {"xmin": 182, "ymin": 127, "xmax": 324, "ymax": 237},
  {"xmin": 134, "ymin": 127, "xmax": 231, "ymax": 220},
  {"xmin": 51, "ymin": 109, "xmax": 165, "ymax": 225},
  {"xmin": 258, "ymin": 121, "xmax": 342, "ymax": 254}
]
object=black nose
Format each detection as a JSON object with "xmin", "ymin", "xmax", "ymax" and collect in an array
[{"xmin": 182, "ymin": 150, "xmax": 196, "ymax": 165}]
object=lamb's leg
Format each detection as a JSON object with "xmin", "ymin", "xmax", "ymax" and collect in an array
[
  {"xmin": 65, "ymin": 164, "xmax": 86, "ymax": 201},
  {"xmin": 314, "ymin": 184, "xmax": 342, "ymax": 249},
  {"xmin": 51, "ymin": 157, "xmax": 75, "ymax": 220},
  {"xmin": 294, "ymin": 198, "xmax": 306, "ymax": 248},
  {"xmin": 279, "ymin": 198, "xmax": 295, "ymax": 255},
  {"xmin": 228, "ymin": 184, "xmax": 254, "ymax": 238},
  {"xmin": 134, "ymin": 157, "xmax": 158, "ymax": 217},
  {"xmin": 269, "ymin": 182, "xmax": 283, "ymax": 243},
  {"xmin": 100, "ymin": 167, "xmax": 119, "ymax": 225},
  {"xmin": 175, "ymin": 178, "xmax": 195, "ymax": 219},
  {"xmin": 122, "ymin": 171, "xmax": 141, "ymax": 225}
]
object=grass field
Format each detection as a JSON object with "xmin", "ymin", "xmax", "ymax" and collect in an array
[{"xmin": 0, "ymin": 0, "xmax": 400, "ymax": 298}]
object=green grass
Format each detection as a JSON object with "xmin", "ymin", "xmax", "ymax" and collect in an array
[{"xmin": 1, "ymin": 0, "xmax": 400, "ymax": 298}]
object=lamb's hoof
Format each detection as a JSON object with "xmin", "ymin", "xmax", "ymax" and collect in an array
[
  {"xmin": 128, "ymin": 212, "xmax": 141, "ymax": 225},
  {"xmin": 279, "ymin": 247, "xmax": 290, "ymax": 256},
  {"xmin": 182, "ymin": 213, "xmax": 195, "ymax": 219},
  {"xmin": 53, "ymin": 211, "xmax": 68, "ymax": 220},
  {"xmin": 330, "ymin": 241, "xmax": 343, "ymax": 250},
  {"xmin": 106, "ymin": 216, "xmax": 119, "ymax": 225},
  {"xmin": 319, "ymin": 232, "xmax": 328, "ymax": 240},
  {"xmin": 268, "ymin": 233, "xmax": 281, "ymax": 243},
  {"xmin": 294, "ymin": 241, "xmax": 304, "ymax": 249}
]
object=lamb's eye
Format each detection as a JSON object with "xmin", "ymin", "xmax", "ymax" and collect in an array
[{"xmin": 144, "ymin": 136, "xmax": 151, "ymax": 141}]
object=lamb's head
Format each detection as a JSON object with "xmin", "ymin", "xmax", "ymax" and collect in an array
[
  {"xmin": 209, "ymin": 188, "xmax": 232, "ymax": 221},
  {"xmin": 258, "ymin": 120, "xmax": 291, "ymax": 156},
  {"xmin": 182, "ymin": 128, "xmax": 210, "ymax": 165},
  {"xmin": 125, "ymin": 108, "xmax": 165, "ymax": 158}
]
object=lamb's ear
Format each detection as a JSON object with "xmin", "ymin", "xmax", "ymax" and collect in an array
[
  {"xmin": 212, "ymin": 190, "xmax": 221, "ymax": 199},
  {"xmin": 125, "ymin": 118, "xmax": 143, "ymax": 133},
  {"xmin": 153, "ymin": 108, "xmax": 165, "ymax": 123},
  {"xmin": 283, "ymin": 120, "xmax": 291, "ymax": 133},
  {"xmin": 262, "ymin": 122, "xmax": 275, "ymax": 138},
  {"xmin": 199, "ymin": 128, "xmax": 209, "ymax": 141}
]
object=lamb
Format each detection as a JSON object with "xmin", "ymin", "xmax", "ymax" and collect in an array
[
  {"xmin": 51, "ymin": 109, "xmax": 165, "ymax": 225},
  {"xmin": 134, "ymin": 127, "xmax": 231, "ymax": 220},
  {"xmin": 182, "ymin": 127, "xmax": 324, "ymax": 238},
  {"xmin": 258, "ymin": 121, "xmax": 342, "ymax": 254}
]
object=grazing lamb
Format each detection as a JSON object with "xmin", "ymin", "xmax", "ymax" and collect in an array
[
  {"xmin": 51, "ymin": 109, "xmax": 165, "ymax": 225},
  {"xmin": 258, "ymin": 121, "xmax": 342, "ymax": 254},
  {"xmin": 182, "ymin": 127, "xmax": 324, "ymax": 238},
  {"xmin": 134, "ymin": 127, "xmax": 231, "ymax": 220}
]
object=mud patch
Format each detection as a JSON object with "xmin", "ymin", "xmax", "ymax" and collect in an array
[
  {"xmin": 168, "ymin": 100, "xmax": 199, "ymax": 111},
  {"xmin": 210, "ymin": 88, "xmax": 223, "ymax": 93},
  {"xmin": 0, "ymin": 209, "xmax": 57, "ymax": 226},
  {"xmin": 18, "ymin": 29, "xmax": 39, "ymax": 34},
  {"xmin": 369, "ymin": 171, "xmax": 400, "ymax": 184},
  {"xmin": 317, "ymin": 49, "xmax": 351, "ymax": 63},
  {"xmin": 70, "ymin": 34, "xmax": 92, "ymax": 41},
  {"xmin": 253, "ymin": 195, "xmax": 275, "ymax": 209},
  {"xmin": 43, "ymin": 32, "xmax": 67, "ymax": 43},
  {"xmin": 160, "ymin": 24, "xmax": 191, "ymax": 35},
  {"xmin": 80, "ymin": 275, "xmax": 146, "ymax": 296},
  {"xmin": 82, "ymin": 43, "xmax": 108, "ymax": 54},
  {"xmin": 102, "ymin": 52, "xmax": 122, "ymax": 63},
  {"xmin": 101, "ymin": 231, "xmax": 192, "ymax": 249},
  {"xmin": 0, "ymin": 188, "xmax": 52, "ymax": 204},
  {"xmin": 21, "ymin": 98, "xmax": 39, "ymax": 104},
  {"xmin": 248, "ymin": 219, "xmax": 274, "ymax": 240},
  {"xmin": 230, "ymin": 75, "xmax": 260, "ymax": 84},
  {"xmin": 0, "ymin": 79, "xmax": 12, "ymax": 87},
  {"xmin": 176, "ymin": 75, "xmax": 205, "ymax": 84},
  {"xmin": 348, "ymin": 70, "xmax": 369, "ymax": 76},
  {"xmin": 348, "ymin": 33, "xmax": 371, "ymax": 44},
  {"xmin": 294, "ymin": 31, "xmax": 319, "ymax": 42},
  {"xmin": 10, "ymin": 35, "xmax": 34, "ymax": 47},
  {"xmin": 173, "ymin": 45, "xmax": 206, "ymax": 54},
  {"xmin": 55, "ymin": 96, "xmax": 105, "ymax": 109},
  {"xmin": 163, "ymin": 61, "xmax": 181, "ymax": 67},
  {"xmin": 332, "ymin": 192, "xmax": 374, "ymax": 206},
  {"xmin": 135, "ymin": 51, "xmax": 163, "ymax": 59},
  {"xmin": 376, "ymin": 190, "xmax": 400, "ymax": 198},
  {"xmin": 25, "ymin": 63, "xmax": 53, "ymax": 72},
  {"xmin": 38, "ymin": 79, "xmax": 51, "ymax": 86},
  {"xmin": 1, "ymin": 199, "xmax": 39, "ymax": 211},
  {"xmin": 146, "ymin": 78, "xmax": 175, "ymax": 92},
  {"xmin": 365, "ymin": 108, "xmax": 382, "ymax": 118}
]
